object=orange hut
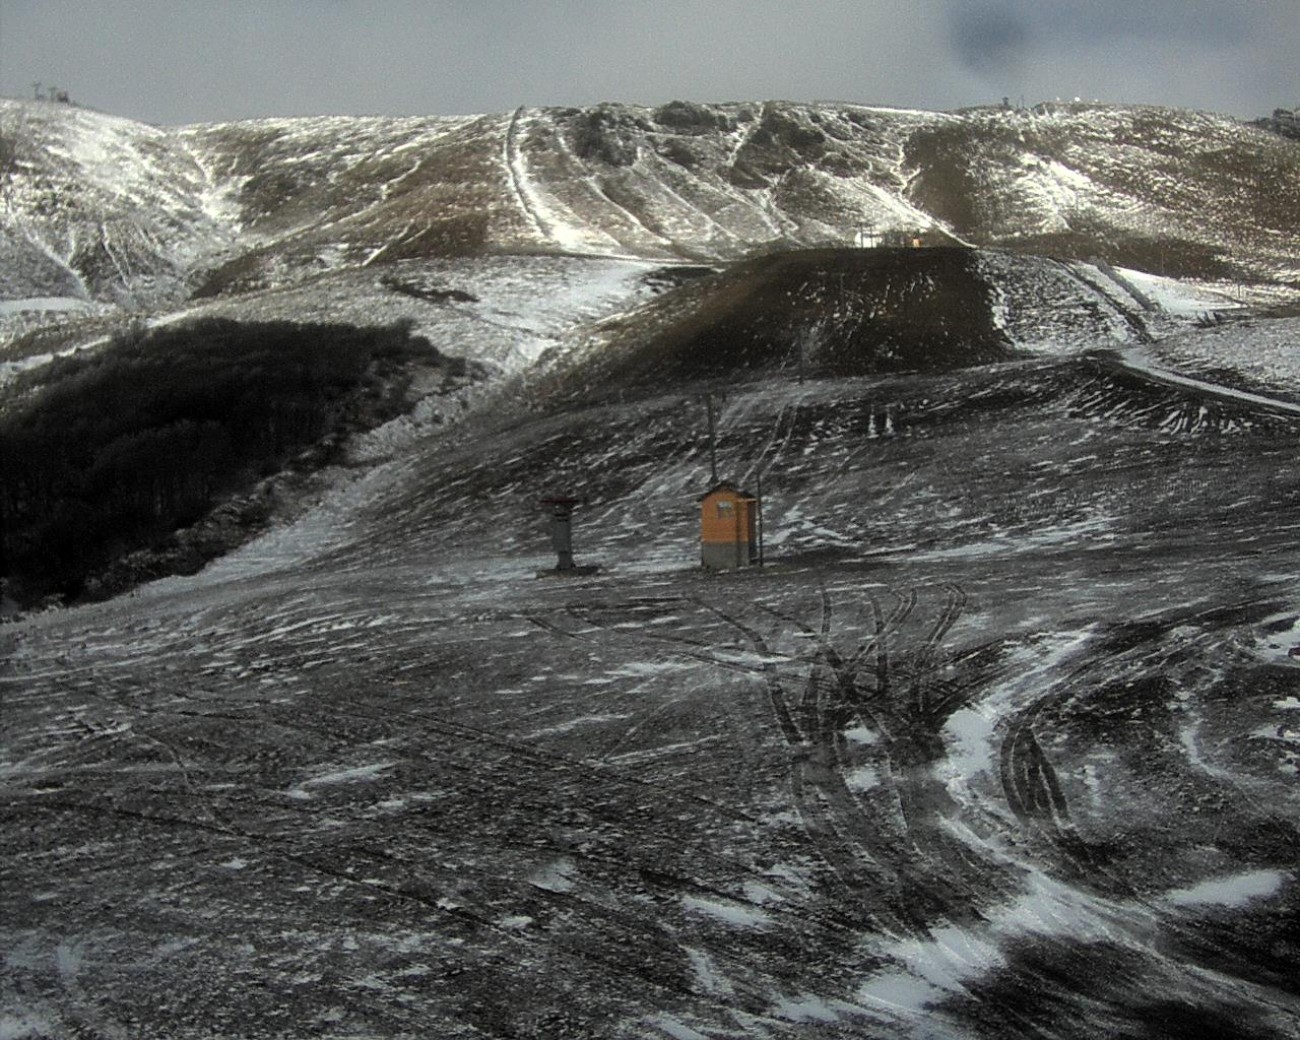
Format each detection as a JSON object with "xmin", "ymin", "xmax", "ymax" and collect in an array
[{"xmin": 700, "ymin": 482, "xmax": 759, "ymax": 570}]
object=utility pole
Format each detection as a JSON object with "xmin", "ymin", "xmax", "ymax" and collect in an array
[{"xmin": 704, "ymin": 393, "xmax": 719, "ymax": 484}]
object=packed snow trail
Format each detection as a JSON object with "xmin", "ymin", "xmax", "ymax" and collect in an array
[{"xmin": 1116, "ymin": 345, "xmax": 1300, "ymax": 418}]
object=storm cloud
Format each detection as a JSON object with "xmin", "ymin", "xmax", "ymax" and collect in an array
[{"xmin": 948, "ymin": 3, "xmax": 1032, "ymax": 80}]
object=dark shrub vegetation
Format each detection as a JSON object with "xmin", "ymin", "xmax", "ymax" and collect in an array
[
  {"xmin": 567, "ymin": 105, "xmax": 647, "ymax": 166},
  {"xmin": 652, "ymin": 100, "xmax": 733, "ymax": 134},
  {"xmin": 0, "ymin": 318, "xmax": 436, "ymax": 606},
  {"xmin": 571, "ymin": 247, "xmax": 1016, "ymax": 398}
]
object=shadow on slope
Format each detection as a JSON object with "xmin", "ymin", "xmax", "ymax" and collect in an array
[{"xmin": 562, "ymin": 247, "xmax": 1016, "ymax": 398}]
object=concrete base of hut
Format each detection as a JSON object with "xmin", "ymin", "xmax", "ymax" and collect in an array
[{"xmin": 701, "ymin": 542, "xmax": 756, "ymax": 570}]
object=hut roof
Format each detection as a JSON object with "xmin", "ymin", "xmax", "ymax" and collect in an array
[{"xmin": 698, "ymin": 481, "xmax": 756, "ymax": 502}]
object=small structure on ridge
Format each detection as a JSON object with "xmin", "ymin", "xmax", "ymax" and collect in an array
[{"xmin": 700, "ymin": 482, "xmax": 759, "ymax": 570}]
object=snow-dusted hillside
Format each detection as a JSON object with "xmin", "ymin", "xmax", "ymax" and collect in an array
[
  {"xmin": 6, "ymin": 318, "xmax": 1300, "ymax": 1038},
  {"xmin": 1, "ymin": 97, "xmax": 1296, "ymax": 333},
  {"xmin": 6, "ymin": 97, "xmax": 1300, "ymax": 1040},
  {"xmin": 0, "ymin": 101, "xmax": 235, "ymax": 310}
]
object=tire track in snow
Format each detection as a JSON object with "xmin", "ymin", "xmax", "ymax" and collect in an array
[
  {"xmin": 909, "ymin": 584, "xmax": 967, "ymax": 717},
  {"xmin": 740, "ymin": 399, "xmax": 804, "ymax": 487},
  {"xmin": 719, "ymin": 589, "xmax": 964, "ymax": 933},
  {"xmin": 504, "ymin": 107, "xmax": 551, "ymax": 242},
  {"xmin": 1053, "ymin": 259, "xmax": 1154, "ymax": 344}
]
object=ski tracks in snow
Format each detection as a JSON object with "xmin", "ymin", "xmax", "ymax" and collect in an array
[{"xmin": 504, "ymin": 107, "xmax": 551, "ymax": 243}]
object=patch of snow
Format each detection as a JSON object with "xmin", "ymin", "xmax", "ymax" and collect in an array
[
  {"xmin": 524, "ymin": 713, "xmax": 631, "ymax": 738},
  {"xmin": 856, "ymin": 922, "xmax": 1007, "ymax": 1021},
  {"xmin": 843, "ymin": 724, "xmax": 880, "ymax": 746},
  {"xmin": 54, "ymin": 942, "xmax": 82, "ymax": 983},
  {"xmin": 711, "ymin": 648, "xmax": 784, "ymax": 668},
  {"xmin": 503, "ymin": 109, "xmax": 616, "ymax": 254},
  {"xmin": 607, "ymin": 736, "xmax": 722, "ymax": 764},
  {"xmin": 773, "ymin": 993, "xmax": 842, "ymax": 1023},
  {"xmin": 844, "ymin": 763, "xmax": 882, "ymax": 792},
  {"xmin": 741, "ymin": 880, "xmax": 783, "ymax": 905},
  {"xmin": 856, "ymin": 972, "xmax": 944, "ymax": 1015},
  {"xmin": 645, "ymin": 1014, "xmax": 710, "ymax": 1040},
  {"xmin": 681, "ymin": 893, "xmax": 772, "ymax": 930},
  {"xmin": 529, "ymin": 858, "xmax": 577, "ymax": 893},
  {"xmin": 942, "ymin": 708, "xmax": 998, "ymax": 779},
  {"xmin": 897, "ymin": 925, "xmax": 1005, "ymax": 990},
  {"xmin": 1255, "ymin": 613, "xmax": 1300, "ymax": 664},
  {"xmin": 0, "ymin": 297, "xmax": 91, "ymax": 316},
  {"xmin": 1163, "ymin": 870, "xmax": 1289, "ymax": 908},
  {"xmin": 987, "ymin": 280, "xmax": 1010, "ymax": 334},
  {"xmin": 0, "ymin": 352, "xmax": 55, "ymax": 384},
  {"xmin": 990, "ymin": 870, "xmax": 1136, "ymax": 944},
  {"xmin": 913, "ymin": 514, "xmax": 1115, "ymax": 561},
  {"xmin": 685, "ymin": 947, "xmax": 734, "ymax": 997},
  {"xmin": 608, "ymin": 660, "xmax": 693, "ymax": 677},
  {"xmin": 761, "ymin": 861, "xmax": 816, "ymax": 897},
  {"xmin": 937, "ymin": 629, "xmax": 1096, "ymax": 805},
  {"xmin": 296, "ymin": 761, "xmax": 394, "ymax": 788},
  {"xmin": 1117, "ymin": 268, "xmax": 1238, "ymax": 316}
]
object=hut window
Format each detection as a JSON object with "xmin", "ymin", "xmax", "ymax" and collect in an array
[{"xmin": 716, "ymin": 501, "xmax": 734, "ymax": 518}]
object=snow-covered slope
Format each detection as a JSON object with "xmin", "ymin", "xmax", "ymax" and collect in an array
[
  {"xmin": 0, "ymin": 101, "xmax": 236, "ymax": 310},
  {"xmin": 2, "ymin": 97, "xmax": 1296, "ymax": 328},
  {"xmin": 7, "ymin": 309, "xmax": 1300, "ymax": 1037}
]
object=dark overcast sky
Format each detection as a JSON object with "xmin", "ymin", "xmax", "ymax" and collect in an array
[{"xmin": 0, "ymin": 0, "xmax": 1294, "ymax": 125}]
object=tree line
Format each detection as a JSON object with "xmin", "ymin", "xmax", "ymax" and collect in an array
[{"xmin": 1, "ymin": 317, "xmax": 434, "ymax": 606}]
